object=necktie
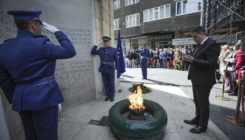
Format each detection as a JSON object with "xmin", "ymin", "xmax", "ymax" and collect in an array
[{"xmin": 193, "ymin": 44, "xmax": 201, "ymax": 56}]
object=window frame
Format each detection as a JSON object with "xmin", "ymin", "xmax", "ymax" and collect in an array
[
  {"xmin": 143, "ymin": 4, "xmax": 171, "ymax": 23},
  {"xmin": 125, "ymin": 13, "xmax": 140, "ymax": 28},
  {"xmin": 125, "ymin": 0, "xmax": 140, "ymax": 7},
  {"xmin": 176, "ymin": 0, "xmax": 187, "ymax": 16},
  {"xmin": 114, "ymin": 0, "xmax": 121, "ymax": 10},
  {"xmin": 114, "ymin": 18, "xmax": 120, "ymax": 30}
]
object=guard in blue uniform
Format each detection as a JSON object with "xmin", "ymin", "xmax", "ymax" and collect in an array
[
  {"xmin": 135, "ymin": 44, "xmax": 151, "ymax": 79},
  {"xmin": 91, "ymin": 36, "xmax": 118, "ymax": 102},
  {"xmin": 0, "ymin": 10, "xmax": 76, "ymax": 140}
]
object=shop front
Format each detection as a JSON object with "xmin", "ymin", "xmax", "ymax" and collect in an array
[
  {"xmin": 130, "ymin": 36, "xmax": 148, "ymax": 49},
  {"xmin": 172, "ymin": 38, "xmax": 196, "ymax": 48},
  {"xmin": 148, "ymin": 33, "xmax": 174, "ymax": 50}
]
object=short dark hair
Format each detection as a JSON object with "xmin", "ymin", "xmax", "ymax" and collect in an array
[
  {"xmin": 14, "ymin": 20, "xmax": 33, "ymax": 30},
  {"xmin": 191, "ymin": 26, "xmax": 206, "ymax": 35}
]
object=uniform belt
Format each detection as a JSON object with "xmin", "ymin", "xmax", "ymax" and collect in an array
[
  {"xmin": 16, "ymin": 76, "xmax": 55, "ymax": 87},
  {"xmin": 101, "ymin": 61, "xmax": 114, "ymax": 65},
  {"xmin": 141, "ymin": 56, "xmax": 148, "ymax": 59}
]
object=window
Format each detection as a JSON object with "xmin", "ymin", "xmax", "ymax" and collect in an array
[
  {"xmin": 114, "ymin": 18, "xmax": 120, "ymax": 30},
  {"xmin": 165, "ymin": 4, "xmax": 171, "ymax": 17},
  {"xmin": 159, "ymin": 6, "xmax": 164, "ymax": 19},
  {"xmin": 183, "ymin": 2, "xmax": 186, "ymax": 14},
  {"xmin": 153, "ymin": 8, "xmax": 159, "ymax": 20},
  {"xmin": 114, "ymin": 0, "xmax": 120, "ymax": 10},
  {"xmin": 149, "ymin": 9, "xmax": 153, "ymax": 21},
  {"xmin": 143, "ymin": 4, "xmax": 171, "ymax": 22},
  {"xmin": 125, "ymin": 0, "xmax": 140, "ymax": 6},
  {"xmin": 176, "ymin": 1, "xmax": 187, "ymax": 15},
  {"xmin": 143, "ymin": 10, "xmax": 148, "ymax": 22},
  {"xmin": 125, "ymin": 13, "xmax": 140, "ymax": 28},
  {"xmin": 176, "ymin": 2, "xmax": 181, "ymax": 15}
]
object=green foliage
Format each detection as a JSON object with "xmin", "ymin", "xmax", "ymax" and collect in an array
[{"xmin": 129, "ymin": 82, "xmax": 151, "ymax": 94}]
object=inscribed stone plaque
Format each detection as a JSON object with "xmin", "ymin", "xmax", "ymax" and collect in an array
[{"xmin": 0, "ymin": 0, "xmax": 96, "ymax": 107}]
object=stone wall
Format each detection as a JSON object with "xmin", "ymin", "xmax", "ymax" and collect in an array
[{"xmin": 0, "ymin": 0, "xmax": 114, "ymax": 139}]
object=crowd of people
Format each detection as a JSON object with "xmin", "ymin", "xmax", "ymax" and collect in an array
[
  {"xmin": 216, "ymin": 42, "xmax": 245, "ymax": 97},
  {"xmin": 124, "ymin": 47, "xmax": 193, "ymax": 71}
]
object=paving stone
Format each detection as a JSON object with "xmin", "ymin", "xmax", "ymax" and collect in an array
[{"xmin": 58, "ymin": 68, "xmax": 232, "ymax": 140}]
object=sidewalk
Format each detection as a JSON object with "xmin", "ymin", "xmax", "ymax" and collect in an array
[{"xmin": 58, "ymin": 68, "xmax": 244, "ymax": 140}]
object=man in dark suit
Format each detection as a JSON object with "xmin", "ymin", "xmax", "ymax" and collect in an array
[{"xmin": 182, "ymin": 26, "xmax": 220, "ymax": 134}]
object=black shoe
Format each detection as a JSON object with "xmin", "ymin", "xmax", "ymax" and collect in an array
[
  {"xmin": 184, "ymin": 119, "xmax": 199, "ymax": 125},
  {"xmin": 105, "ymin": 97, "xmax": 110, "ymax": 101},
  {"xmin": 228, "ymin": 93, "xmax": 237, "ymax": 96},
  {"xmin": 189, "ymin": 126, "xmax": 207, "ymax": 134},
  {"xmin": 110, "ymin": 98, "xmax": 114, "ymax": 102}
]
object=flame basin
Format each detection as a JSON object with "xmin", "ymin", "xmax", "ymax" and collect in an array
[{"xmin": 109, "ymin": 99, "xmax": 168, "ymax": 140}]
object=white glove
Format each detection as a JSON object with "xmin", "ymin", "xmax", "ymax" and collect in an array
[
  {"xmin": 42, "ymin": 22, "xmax": 60, "ymax": 34},
  {"xmin": 96, "ymin": 41, "xmax": 103, "ymax": 46},
  {"xmin": 58, "ymin": 103, "xmax": 62, "ymax": 113}
]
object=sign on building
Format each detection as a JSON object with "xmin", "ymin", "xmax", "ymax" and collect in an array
[
  {"xmin": 148, "ymin": 34, "xmax": 173, "ymax": 41},
  {"xmin": 172, "ymin": 38, "xmax": 196, "ymax": 46}
]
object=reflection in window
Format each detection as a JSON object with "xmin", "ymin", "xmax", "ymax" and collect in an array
[{"xmin": 176, "ymin": 2, "xmax": 182, "ymax": 15}]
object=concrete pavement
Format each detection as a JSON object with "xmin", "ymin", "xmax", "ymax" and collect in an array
[{"xmin": 58, "ymin": 68, "xmax": 245, "ymax": 140}]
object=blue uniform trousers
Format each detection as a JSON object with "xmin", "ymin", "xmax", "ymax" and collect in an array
[
  {"xmin": 19, "ymin": 105, "xmax": 58, "ymax": 140},
  {"xmin": 140, "ymin": 59, "xmax": 148, "ymax": 79},
  {"xmin": 101, "ymin": 73, "xmax": 115, "ymax": 98}
]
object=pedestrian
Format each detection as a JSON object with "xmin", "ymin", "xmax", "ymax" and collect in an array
[
  {"xmin": 135, "ymin": 44, "xmax": 151, "ymax": 79},
  {"xmin": 219, "ymin": 45, "xmax": 230, "ymax": 76},
  {"xmin": 91, "ymin": 36, "xmax": 118, "ymax": 102},
  {"xmin": 182, "ymin": 26, "xmax": 220, "ymax": 134},
  {"xmin": 228, "ymin": 42, "xmax": 244, "ymax": 96},
  {"xmin": 167, "ymin": 48, "xmax": 174, "ymax": 69},
  {"xmin": 0, "ymin": 10, "xmax": 76, "ymax": 140},
  {"xmin": 161, "ymin": 48, "xmax": 168, "ymax": 68}
]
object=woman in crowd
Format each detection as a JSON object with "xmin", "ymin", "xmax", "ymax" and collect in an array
[
  {"xmin": 181, "ymin": 48, "xmax": 187, "ymax": 71},
  {"xmin": 167, "ymin": 48, "xmax": 174, "ymax": 69},
  {"xmin": 228, "ymin": 42, "xmax": 244, "ymax": 96},
  {"xmin": 218, "ymin": 45, "xmax": 230, "ymax": 78}
]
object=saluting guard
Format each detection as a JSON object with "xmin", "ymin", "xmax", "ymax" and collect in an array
[
  {"xmin": 0, "ymin": 10, "xmax": 76, "ymax": 140},
  {"xmin": 135, "ymin": 44, "xmax": 151, "ymax": 79},
  {"xmin": 91, "ymin": 36, "xmax": 118, "ymax": 102}
]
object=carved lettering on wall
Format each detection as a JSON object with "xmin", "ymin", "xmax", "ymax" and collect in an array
[{"xmin": 0, "ymin": 10, "xmax": 94, "ymax": 84}]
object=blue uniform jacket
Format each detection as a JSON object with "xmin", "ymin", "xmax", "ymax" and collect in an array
[
  {"xmin": 0, "ymin": 30, "xmax": 76, "ymax": 111},
  {"xmin": 135, "ymin": 48, "xmax": 151, "ymax": 62},
  {"xmin": 91, "ymin": 45, "xmax": 118, "ymax": 74},
  {"xmin": 160, "ymin": 51, "xmax": 168, "ymax": 59}
]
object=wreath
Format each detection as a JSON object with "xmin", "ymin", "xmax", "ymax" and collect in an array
[{"xmin": 129, "ymin": 82, "xmax": 151, "ymax": 94}]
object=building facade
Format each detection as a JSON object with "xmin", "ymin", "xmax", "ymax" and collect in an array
[{"xmin": 114, "ymin": 0, "xmax": 202, "ymax": 50}]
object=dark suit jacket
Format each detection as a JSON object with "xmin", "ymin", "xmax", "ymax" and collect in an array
[{"xmin": 188, "ymin": 38, "xmax": 220, "ymax": 86}]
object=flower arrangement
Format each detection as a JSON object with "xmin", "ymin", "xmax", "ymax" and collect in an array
[{"xmin": 129, "ymin": 82, "xmax": 151, "ymax": 94}]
